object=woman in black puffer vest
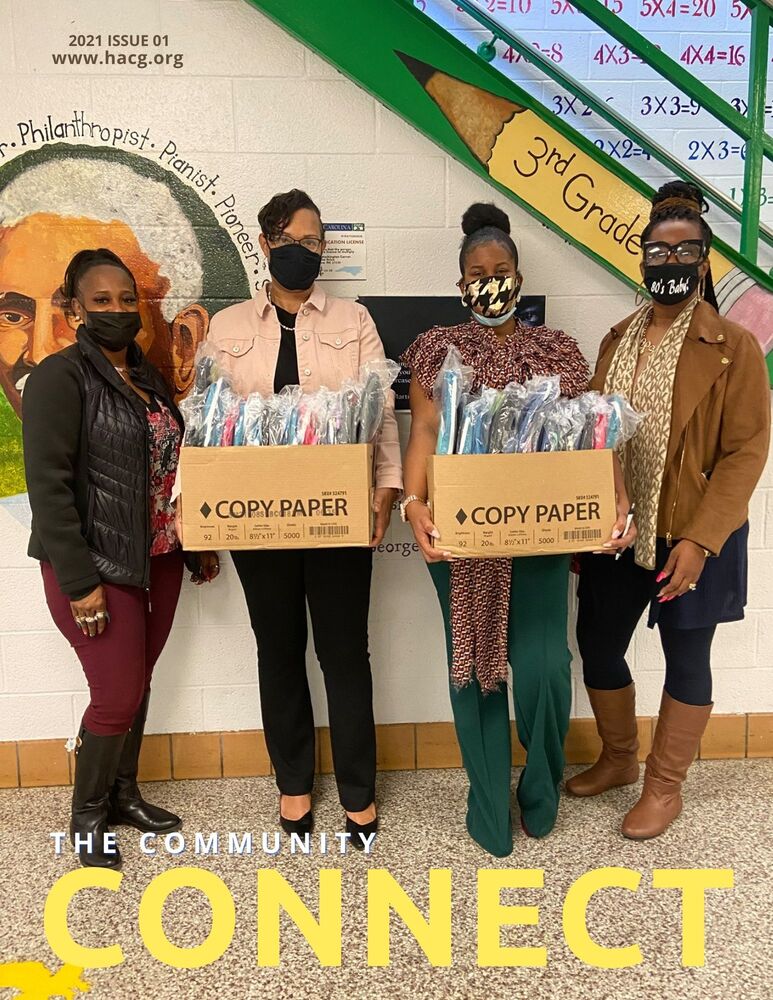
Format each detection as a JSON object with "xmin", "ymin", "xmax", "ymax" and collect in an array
[{"xmin": 22, "ymin": 249, "xmax": 219, "ymax": 870}]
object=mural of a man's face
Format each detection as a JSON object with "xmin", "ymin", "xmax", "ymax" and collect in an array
[{"xmin": 0, "ymin": 212, "xmax": 208, "ymax": 415}]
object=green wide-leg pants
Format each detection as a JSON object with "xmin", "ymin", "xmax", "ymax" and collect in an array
[{"xmin": 428, "ymin": 556, "xmax": 572, "ymax": 857}]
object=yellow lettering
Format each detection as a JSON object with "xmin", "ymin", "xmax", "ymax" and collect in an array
[
  {"xmin": 367, "ymin": 869, "xmax": 452, "ymax": 967},
  {"xmin": 44, "ymin": 868, "xmax": 124, "ymax": 969},
  {"xmin": 652, "ymin": 868, "xmax": 734, "ymax": 967},
  {"xmin": 563, "ymin": 867, "xmax": 642, "ymax": 969},
  {"xmin": 257, "ymin": 869, "xmax": 341, "ymax": 967},
  {"xmin": 138, "ymin": 867, "xmax": 235, "ymax": 969},
  {"xmin": 477, "ymin": 869, "xmax": 546, "ymax": 967}
]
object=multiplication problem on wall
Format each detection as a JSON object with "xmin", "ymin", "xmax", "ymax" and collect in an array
[{"xmin": 639, "ymin": 0, "xmax": 719, "ymax": 18}]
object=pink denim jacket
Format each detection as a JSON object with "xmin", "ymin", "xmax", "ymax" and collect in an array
[{"xmin": 207, "ymin": 284, "xmax": 403, "ymax": 490}]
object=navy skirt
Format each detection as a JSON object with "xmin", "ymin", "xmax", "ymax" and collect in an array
[{"xmin": 647, "ymin": 522, "xmax": 749, "ymax": 630}]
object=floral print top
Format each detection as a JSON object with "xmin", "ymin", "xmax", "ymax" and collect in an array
[
  {"xmin": 147, "ymin": 397, "xmax": 182, "ymax": 556},
  {"xmin": 401, "ymin": 318, "xmax": 590, "ymax": 692},
  {"xmin": 402, "ymin": 318, "xmax": 590, "ymax": 401}
]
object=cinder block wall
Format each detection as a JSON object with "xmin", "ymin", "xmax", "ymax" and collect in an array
[{"xmin": 1, "ymin": 0, "xmax": 771, "ymax": 747}]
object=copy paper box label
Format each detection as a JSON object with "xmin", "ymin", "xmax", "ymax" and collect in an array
[
  {"xmin": 427, "ymin": 450, "xmax": 616, "ymax": 558},
  {"xmin": 179, "ymin": 444, "xmax": 374, "ymax": 550}
]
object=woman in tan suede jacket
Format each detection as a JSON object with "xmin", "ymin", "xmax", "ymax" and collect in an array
[
  {"xmin": 569, "ymin": 181, "xmax": 770, "ymax": 840},
  {"xmin": 592, "ymin": 300, "xmax": 768, "ymax": 555}
]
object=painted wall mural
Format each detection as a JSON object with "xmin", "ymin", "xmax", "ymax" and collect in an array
[
  {"xmin": 397, "ymin": 52, "xmax": 773, "ymax": 357},
  {"xmin": 0, "ymin": 144, "xmax": 251, "ymax": 497},
  {"xmin": 251, "ymin": 0, "xmax": 773, "ymax": 378}
]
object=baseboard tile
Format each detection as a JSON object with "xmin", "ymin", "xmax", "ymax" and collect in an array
[{"xmin": 2, "ymin": 714, "xmax": 768, "ymax": 788}]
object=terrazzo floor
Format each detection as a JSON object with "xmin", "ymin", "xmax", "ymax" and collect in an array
[{"xmin": 0, "ymin": 761, "xmax": 771, "ymax": 999}]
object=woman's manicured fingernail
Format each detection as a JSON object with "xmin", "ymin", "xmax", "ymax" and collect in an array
[
  {"xmin": 611, "ymin": 529, "xmax": 621, "ymax": 539},
  {"xmin": 431, "ymin": 529, "xmax": 440, "ymax": 539},
  {"xmin": 656, "ymin": 572, "xmax": 666, "ymax": 582},
  {"xmin": 602, "ymin": 542, "xmax": 613, "ymax": 548}
]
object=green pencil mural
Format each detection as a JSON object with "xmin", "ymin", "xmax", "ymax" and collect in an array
[{"xmin": 249, "ymin": 0, "xmax": 773, "ymax": 379}]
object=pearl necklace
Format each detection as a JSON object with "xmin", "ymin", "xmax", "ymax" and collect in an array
[{"xmin": 267, "ymin": 285, "xmax": 300, "ymax": 332}]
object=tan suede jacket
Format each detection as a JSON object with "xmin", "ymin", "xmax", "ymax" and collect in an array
[{"xmin": 590, "ymin": 299, "xmax": 771, "ymax": 555}]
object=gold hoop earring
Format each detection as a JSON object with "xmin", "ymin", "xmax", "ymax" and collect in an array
[
  {"xmin": 634, "ymin": 282, "xmax": 647, "ymax": 306},
  {"xmin": 698, "ymin": 275, "xmax": 706, "ymax": 300}
]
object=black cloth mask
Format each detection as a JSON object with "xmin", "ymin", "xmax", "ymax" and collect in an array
[
  {"xmin": 268, "ymin": 243, "xmax": 322, "ymax": 291},
  {"xmin": 80, "ymin": 309, "xmax": 142, "ymax": 351},
  {"xmin": 643, "ymin": 263, "xmax": 700, "ymax": 305}
]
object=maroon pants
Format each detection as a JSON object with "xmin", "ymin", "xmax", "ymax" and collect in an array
[{"xmin": 41, "ymin": 549, "xmax": 184, "ymax": 735}]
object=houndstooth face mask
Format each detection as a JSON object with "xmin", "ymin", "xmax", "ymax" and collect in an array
[{"xmin": 461, "ymin": 274, "xmax": 518, "ymax": 321}]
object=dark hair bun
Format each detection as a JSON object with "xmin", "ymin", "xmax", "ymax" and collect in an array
[{"xmin": 461, "ymin": 202, "xmax": 510, "ymax": 237}]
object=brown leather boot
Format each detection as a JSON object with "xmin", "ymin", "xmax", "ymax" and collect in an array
[
  {"xmin": 565, "ymin": 684, "xmax": 640, "ymax": 796},
  {"xmin": 622, "ymin": 691, "xmax": 712, "ymax": 840}
]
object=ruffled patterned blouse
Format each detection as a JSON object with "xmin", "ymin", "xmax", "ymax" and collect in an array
[
  {"xmin": 402, "ymin": 319, "xmax": 590, "ymax": 692},
  {"xmin": 147, "ymin": 398, "xmax": 182, "ymax": 556}
]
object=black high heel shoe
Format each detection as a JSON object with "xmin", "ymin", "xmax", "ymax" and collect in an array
[
  {"xmin": 279, "ymin": 795, "xmax": 314, "ymax": 836},
  {"xmin": 345, "ymin": 812, "xmax": 378, "ymax": 850}
]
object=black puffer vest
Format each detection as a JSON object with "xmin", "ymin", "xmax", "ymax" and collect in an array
[{"xmin": 73, "ymin": 329, "xmax": 182, "ymax": 589}]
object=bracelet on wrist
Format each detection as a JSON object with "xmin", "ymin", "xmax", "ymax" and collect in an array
[{"xmin": 399, "ymin": 494, "xmax": 428, "ymax": 522}]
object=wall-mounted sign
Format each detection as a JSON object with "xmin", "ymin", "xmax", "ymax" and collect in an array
[{"xmin": 320, "ymin": 222, "xmax": 366, "ymax": 280}]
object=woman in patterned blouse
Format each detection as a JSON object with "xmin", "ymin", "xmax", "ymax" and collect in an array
[
  {"xmin": 401, "ymin": 203, "xmax": 593, "ymax": 857},
  {"xmin": 22, "ymin": 249, "xmax": 219, "ymax": 869}
]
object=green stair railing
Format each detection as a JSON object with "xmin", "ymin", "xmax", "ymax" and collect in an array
[
  {"xmin": 453, "ymin": 0, "xmax": 773, "ymax": 267},
  {"xmin": 569, "ymin": 0, "xmax": 771, "ymax": 263},
  {"xmin": 249, "ymin": 0, "xmax": 773, "ymax": 379}
]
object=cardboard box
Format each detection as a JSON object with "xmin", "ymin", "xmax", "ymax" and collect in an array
[
  {"xmin": 427, "ymin": 450, "xmax": 616, "ymax": 558},
  {"xmin": 179, "ymin": 444, "xmax": 374, "ymax": 550}
]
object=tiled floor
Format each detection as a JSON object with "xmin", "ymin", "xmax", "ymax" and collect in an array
[{"xmin": 0, "ymin": 762, "xmax": 771, "ymax": 999}]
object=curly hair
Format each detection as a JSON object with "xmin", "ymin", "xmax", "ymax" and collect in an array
[{"xmin": 257, "ymin": 188, "xmax": 323, "ymax": 241}]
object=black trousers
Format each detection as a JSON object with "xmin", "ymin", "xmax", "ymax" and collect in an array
[
  {"xmin": 231, "ymin": 546, "xmax": 376, "ymax": 811},
  {"xmin": 576, "ymin": 549, "xmax": 715, "ymax": 706}
]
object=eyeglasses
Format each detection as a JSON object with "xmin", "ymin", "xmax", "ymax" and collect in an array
[
  {"xmin": 269, "ymin": 233, "xmax": 324, "ymax": 253},
  {"xmin": 643, "ymin": 240, "xmax": 706, "ymax": 266}
]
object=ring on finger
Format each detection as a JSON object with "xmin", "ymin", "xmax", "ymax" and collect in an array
[{"xmin": 688, "ymin": 582, "xmax": 697, "ymax": 592}]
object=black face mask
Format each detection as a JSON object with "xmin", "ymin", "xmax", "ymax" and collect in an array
[
  {"xmin": 643, "ymin": 263, "xmax": 700, "ymax": 305},
  {"xmin": 268, "ymin": 243, "xmax": 322, "ymax": 291},
  {"xmin": 80, "ymin": 309, "xmax": 142, "ymax": 351}
]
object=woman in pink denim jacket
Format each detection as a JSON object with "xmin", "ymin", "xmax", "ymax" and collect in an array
[{"xmin": 208, "ymin": 190, "xmax": 402, "ymax": 847}]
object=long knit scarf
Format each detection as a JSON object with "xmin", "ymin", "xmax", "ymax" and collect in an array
[
  {"xmin": 449, "ymin": 557, "xmax": 511, "ymax": 691},
  {"xmin": 401, "ymin": 320, "xmax": 590, "ymax": 692},
  {"xmin": 604, "ymin": 298, "xmax": 698, "ymax": 569}
]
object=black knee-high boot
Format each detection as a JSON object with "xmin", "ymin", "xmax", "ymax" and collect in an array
[
  {"xmin": 71, "ymin": 725, "xmax": 127, "ymax": 869},
  {"xmin": 108, "ymin": 691, "xmax": 182, "ymax": 833}
]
